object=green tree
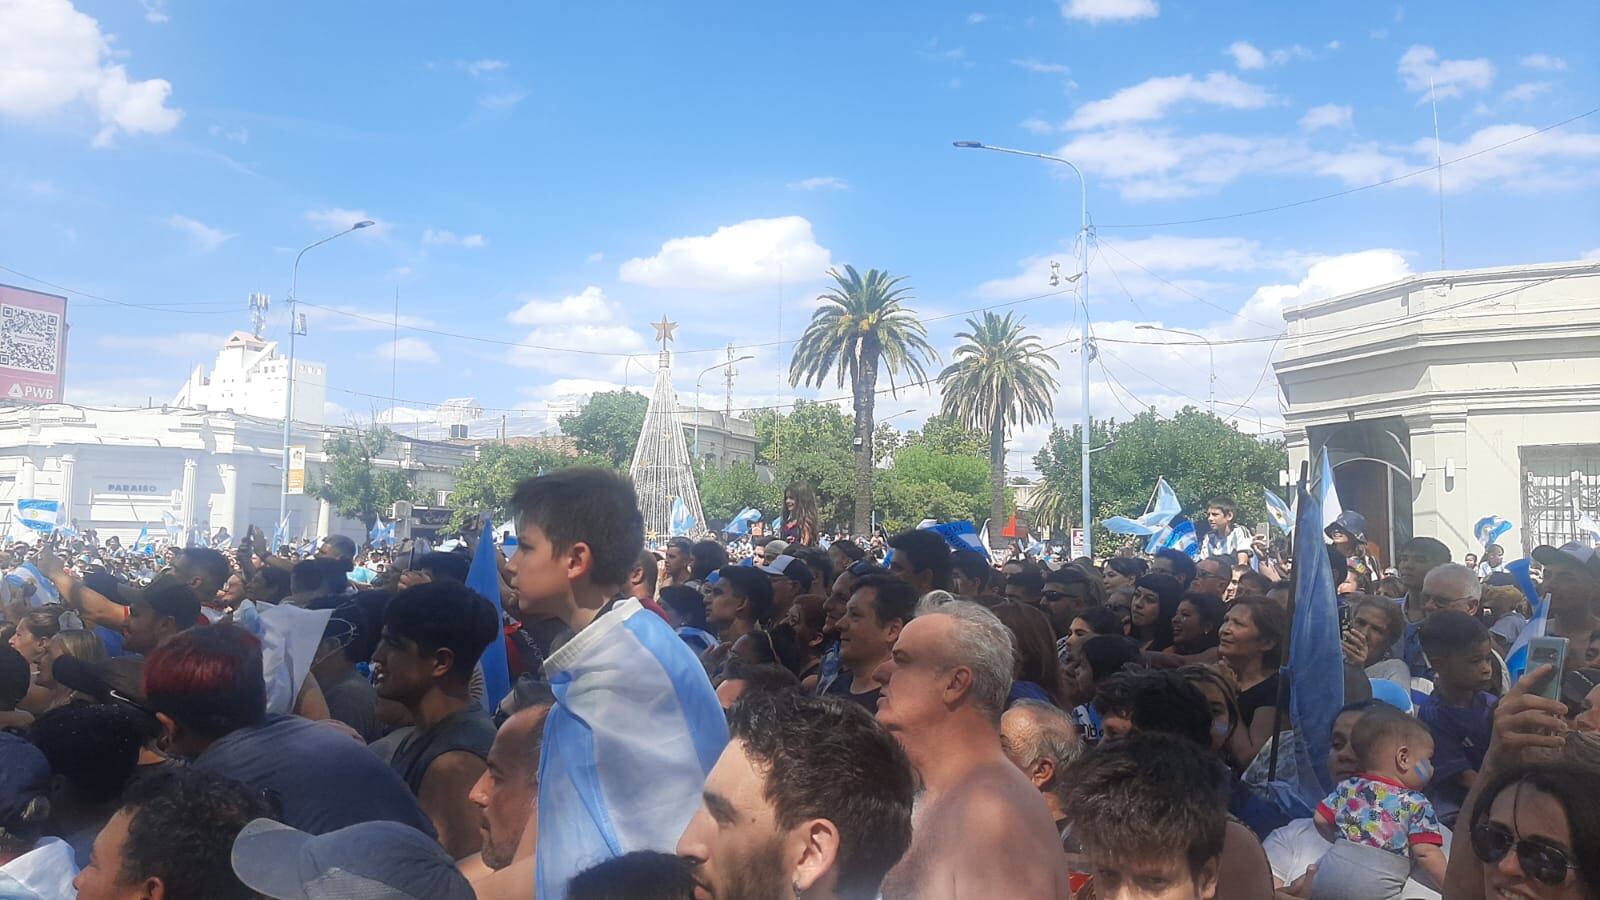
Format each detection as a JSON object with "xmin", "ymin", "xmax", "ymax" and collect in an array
[
  {"xmin": 1031, "ymin": 407, "xmax": 1286, "ymax": 553},
  {"xmin": 873, "ymin": 444, "xmax": 992, "ymax": 533},
  {"xmin": 901, "ymin": 413, "xmax": 988, "ymax": 458},
  {"xmin": 937, "ymin": 312, "xmax": 1059, "ymax": 548},
  {"xmin": 317, "ymin": 427, "xmax": 415, "ymax": 525},
  {"xmin": 445, "ymin": 443, "xmax": 576, "ymax": 531},
  {"xmin": 557, "ymin": 390, "xmax": 648, "ymax": 468},
  {"xmin": 696, "ymin": 461, "xmax": 782, "ymax": 524},
  {"xmin": 750, "ymin": 401, "xmax": 857, "ymax": 528},
  {"xmin": 789, "ymin": 266, "xmax": 937, "ymax": 534}
]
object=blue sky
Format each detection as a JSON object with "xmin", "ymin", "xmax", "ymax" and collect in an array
[{"xmin": 3, "ymin": 0, "xmax": 1597, "ymax": 469}]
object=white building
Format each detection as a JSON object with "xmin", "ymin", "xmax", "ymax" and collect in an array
[
  {"xmin": 682, "ymin": 406, "xmax": 759, "ymax": 467},
  {"xmin": 1274, "ymin": 259, "xmax": 1600, "ymax": 564},
  {"xmin": 173, "ymin": 331, "xmax": 327, "ymax": 426}
]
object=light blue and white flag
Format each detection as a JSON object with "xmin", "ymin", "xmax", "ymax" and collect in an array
[
  {"xmin": 1579, "ymin": 513, "xmax": 1600, "ymax": 543},
  {"xmin": 722, "ymin": 507, "xmax": 762, "ymax": 537},
  {"xmin": 368, "ymin": 518, "xmax": 396, "ymax": 548},
  {"xmin": 535, "ymin": 597, "xmax": 728, "ymax": 899},
  {"xmin": 229, "ymin": 600, "xmax": 332, "ymax": 715},
  {"xmin": 1503, "ymin": 557, "xmax": 1548, "ymax": 680},
  {"xmin": 924, "ymin": 519, "xmax": 990, "ymax": 558},
  {"xmin": 1103, "ymin": 477, "xmax": 1182, "ymax": 536},
  {"xmin": 1283, "ymin": 471, "xmax": 1345, "ymax": 812},
  {"xmin": 1316, "ymin": 448, "xmax": 1343, "ymax": 533},
  {"xmin": 7, "ymin": 562, "xmax": 61, "ymax": 607},
  {"xmin": 1473, "ymin": 515, "xmax": 1514, "ymax": 548},
  {"xmin": 160, "ymin": 511, "xmax": 182, "ymax": 543},
  {"xmin": 1264, "ymin": 488, "xmax": 1295, "ymax": 536},
  {"xmin": 1147, "ymin": 514, "xmax": 1201, "ymax": 559},
  {"xmin": 16, "ymin": 499, "xmax": 60, "ymax": 533},
  {"xmin": 669, "ymin": 496, "xmax": 696, "ymax": 536},
  {"xmin": 466, "ymin": 521, "xmax": 511, "ymax": 714}
]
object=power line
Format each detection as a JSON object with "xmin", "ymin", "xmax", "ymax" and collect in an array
[
  {"xmin": 1097, "ymin": 240, "xmax": 1280, "ymax": 330},
  {"xmin": 1099, "ymin": 105, "xmax": 1600, "ymax": 229},
  {"xmin": 0, "ymin": 264, "xmax": 241, "ymax": 315}
]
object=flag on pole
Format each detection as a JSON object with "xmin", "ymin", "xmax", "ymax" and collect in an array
[
  {"xmin": 160, "ymin": 511, "xmax": 182, "ymax": 543},
  {"xmin": 669, "ymin": 496, "xmax": 697, "ymax": 536},
  {"xmin": 1284, "ymin": 471, "xmax": 1345, "ymax": 810},
  {"xmin": 369, "ymin": 518, "xmax": 397, "ymax": 548},
  {"xmin": 1473, "ymin": 515, "xmax": 1513, "ymax": 548},
  {"xmin": 1263, "ymin": 488, "xmax": 1294, "ymax": 535},
  {"xmin": 1146, "ymin": 513, "xmax": 1200, "ymax": 558},
  {"xmin": 467, "ymin": 521, "xmax": 512, "ymax": 715},
  {"xmin": 1316, "ymin": 448, "xmax": 1343, "ymax": 533},
  {"xmin": 16, "ymin": 499, "xmax": 60, "ymax": 533},
  {"xmin": 722, "ymin": 507, "xmax": 762, "ymax": 537},
  {"xmin": 924, "ymin": 520, "xmax": 991, "ymax": 559},
  {"xmin": 1104, "ymin": 477, "xmax": 1183, "ymax": 536},
  {"xmin": 1503, "ymin": 557, "xmax": 1548, "ymax": 680}
]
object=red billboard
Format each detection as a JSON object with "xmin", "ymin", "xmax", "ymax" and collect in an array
[{"xmin": 0, "ymin": 283, "xmax": 68, "ymax": 404}]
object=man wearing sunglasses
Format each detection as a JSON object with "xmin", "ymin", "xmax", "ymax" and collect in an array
[{"xmin": 1039, "ymin": 568, "xmax": 1095, "ymax": 641}]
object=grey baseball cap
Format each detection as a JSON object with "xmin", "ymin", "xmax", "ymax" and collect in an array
[{"xmin": 231, "ymin": 818, "xmax": 475, "ymax": 900}]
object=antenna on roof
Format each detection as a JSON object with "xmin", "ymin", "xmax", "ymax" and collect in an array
[
  {"xmin": 1429, "ymin": 76, "xmax": 1447, "ymax": 270},
  {"xmin": 248, "ymin": 293, "xmax": 270, "ymax": 338}
]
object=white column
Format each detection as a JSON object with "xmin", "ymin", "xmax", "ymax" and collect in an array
[
  {"xmin": 217, "ymin": 463, "xmax": 240, "ymax": 539},
  {"xmin": 18, "ymin": 455, "xmax": 36, "ymax": 498},
  {"xmin": 59, "ymin": 453, "xmax": 76, "ymax": 527},
  {"xmin": 179, "ymin": 457, "xmax": 198, "ymax": 545},
  {"xmin": 316, "ymin": 497, "xmax": 332, "ymax": 543}
]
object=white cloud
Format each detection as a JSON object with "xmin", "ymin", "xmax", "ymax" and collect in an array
[
  {"xmin": 207, "ymin": 123, "xmax": 249, "ymax": 144},
  {"xmin": 1397, "ymin": 45, "xmax": 1494, "ymax": 100},
  {"xmin": 619, "ymin": 216, "xmax": 833, "ymax": 292},
  {"xmin": 141, "ymin": 0, "xmax": 168, "ymax": 23},
  {"xmin": 1226, "ymin": 41, "xmax": 1266, "ymax": 70},
  {"xmin": 1299, "ymin": 103, "xmax": 1353, "ymax": 132},
  {"xmin": 478, "ymin": 90, "xmax": 525, "ymax": 110},
  {"xmin": 1226, "ymin": 40, "xmax": 1311, "ymax": 70},
  {"xmin": 465, "ymin": 59, "xmax": 507, "ymax": 77},
  {"xmin": 1020, "ymin": 117, "xmax": 1056, "ymax": 134},
  {"xmin": 300, "ymin": 304, "xmax": 434, "ymax": 333},
  {"xmin": 966, "ymin": 12, "xmax": 986, "ymax": 24},
  {"xmin": 422, "ymin": 228, "xmax": 486, "ymax": 248},
  {"xmin": 167, "ymin": 214, "xmax": 232, "ymax": 252},
  {"xmin": 1059, "ymin": 0, "xmax": 1158, "ymax": 23},
  {"xmin": 371, "ymin": 338, "xmax": 438, "ymax": 364},
  {"xmin": 1520, "ymin": 54, "xmax": 1567, "ymax": 72},
  {"xmin": 1057, "ymin": 127, "xmax": 1301, "ymax": 199},
  {"xmin": 585, "ymin": 251, "xmax": 604, "ymax": 264},
  {"xmin": 97, "ymin": 331, "xmax": 230, "ymax": 356},
  {"xmin": 503, "ymin": 287, "xmax": 647, "ymax": 374},
  {"xmin": 977, "ymin": 234, "xmax": 1304, "ymax": 301},
  {"xmin": 1012, "ymin": 58, "xmax": 1071, "ymax": 74},
  {"xmin": 788, "ymin": 176, "xmax": 849, "ymax": 191},
  {"xmin": 304, "ymin": 207, "xmax": 388, "ymax": 236},
  {"xmin": 1501, "ymin": 81, "xmax": 1551, "ymax": 103},
  {"xmin": 1067, "ymin": 71, "xmax": 1273, "ymax": 129},
  {"xmin": 1582, "ymin": 248, "xmax": 1600, "ymax": 261},
  {"xmin": 0, "ymin": 0, "xmax": 183, "ymax": 147},
  {"xmin": 1416, "ymin": 123, "xmax": 1600, "ymax": 192}
]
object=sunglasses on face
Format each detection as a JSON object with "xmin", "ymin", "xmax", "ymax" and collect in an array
[{"xmin": 1471, "ymin": 821, "xmax": 1577, "ymax": 886}]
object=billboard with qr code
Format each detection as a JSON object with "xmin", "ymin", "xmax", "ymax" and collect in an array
[{"xmin": 0, "ymin": 283, "xmax": 68, "ymax": 404}]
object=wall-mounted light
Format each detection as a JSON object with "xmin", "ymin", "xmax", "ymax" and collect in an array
[
  {"xmin": 1413, "ymin": 459, "xmax": 1428, "ymax": 480},
  {"xmin": 1444, "ymin": 458, "xmax": 1456, "ymax": 480}
]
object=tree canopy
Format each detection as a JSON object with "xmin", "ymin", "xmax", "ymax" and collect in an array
[
  {"xmin": 444, "ymin": 443, "xmax": 581, "ymax": 531},
  {"xmin": 557, "ymin": 390, "xmax": 648, "ymax": 468}
]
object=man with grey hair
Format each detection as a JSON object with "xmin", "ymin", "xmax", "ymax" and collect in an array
[
  {"xmin": 873, "ymin": 597, "xmax": 1072, "ymax": 899},
  {"xmin": 1000, "ymin": 700, "xmax": 1083, "ymax": 845}
]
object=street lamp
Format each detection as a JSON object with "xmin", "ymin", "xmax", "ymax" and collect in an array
[
  {"xmin": 277, "ymin": 220, "xmax": 374, "ymax": 541},
  {"xmin": 1136, "ymin": 325, "xmax": 1215, "ymax": 414},
  {"xmin": 955, "ymin": 140, "xmax": 1094, "ymax": 558},
  {"xmin": 694, "ymin": 355, "xmax": 755, "ymax": 458},
  {"xmin": 876, "ymin": 409, "xmax": 916, "ymax": 426}
]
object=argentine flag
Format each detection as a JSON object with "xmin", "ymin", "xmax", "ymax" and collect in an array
[
  {"xmin": 669, "ymin": 496, "xmax": 697, "ymax": 536},
  {"xmin": 535, "ymin": 597, "xmax": 727, "ymax": 898},
  {"xmin": 1104, "ymin": 477, "xmax": 1182, "ymax": 536},
  {"xmin": 17, "ymin": 499, "xmax": 60, "ymax": 533},
  {"xmin": 924, "ymin": 519, "xmax": 991, "ymax": 559},
  {"xmin": 1503, "ymin": 557, "xmax": 1549, "ymax": 680},
  {"xmin": 723, "ymin": 507, "xmax": 762, "ymax": 537}
]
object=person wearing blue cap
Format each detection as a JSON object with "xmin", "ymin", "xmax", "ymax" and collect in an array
[{"xmin": 231, "ymin": 818, "xmax": 475, "ymax": 900}]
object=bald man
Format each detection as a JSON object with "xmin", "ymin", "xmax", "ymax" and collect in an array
[{"xmin": 460, "ymin": 703, "xmax": 550, "ymax": 899}]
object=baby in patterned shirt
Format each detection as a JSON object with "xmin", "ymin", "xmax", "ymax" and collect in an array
[{"xmin": 1311, "ymin": 706, "xmax": 1447, "ymax": 899}]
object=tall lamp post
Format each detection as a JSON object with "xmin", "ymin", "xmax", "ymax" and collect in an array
[
  {"xmin": 1137, "ymin": 325, "xmax": 1216, "ymax": 414},
  {"xmin": 277, "ymin": 220, "xmax": 374, "ymax": 541},
  {"xmin": 954, "ymin": 140, "xmax": 1094, "ymax": 558},
  {"xmin": 693, "ymin": 355, "xmax": 754, "ymax": 459}
]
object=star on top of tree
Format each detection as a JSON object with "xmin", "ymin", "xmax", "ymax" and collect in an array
[{"xmin": 652, "ymin": 315, "xmax": 678, "ymax": 349}]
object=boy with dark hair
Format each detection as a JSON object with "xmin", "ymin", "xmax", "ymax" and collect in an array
[
  {"xmin": 1414, "ymin": 609, "xmax": 1496, "ymax": 827},
  {"xmin": 1201, "ymin": 497, "xmax": 1254, "ymax": 559},
  {"xmin": 72, "ymin": 768, "xmax": 271, "ymax": 900},
  {"xmin": 1151, "ymin": 548, "xmax": 1198, "ymax": 590},
  {"xmin": 885, "ymin": 529, "xmax": 951, "ymax": 595},
  {"xmin": 1063, "ymin": 732, "xmax": 1229, "ymax": 899},
  {"xmin": 503, "ymin": 468, "xmax": 726, "ymax": 899},
  {"xmin": 374, "ymin": 581, "xmax": 500, "ymax": 859},
  {"xmin": 949, "ymin": 549, "xmax": 993, "ymax": 598},
  {"xmin": 706, "ymin": 566, "xmax": 774, "ymax": 641}
]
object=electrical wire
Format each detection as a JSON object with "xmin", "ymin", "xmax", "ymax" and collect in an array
[
  {"xmin": 1099, "ymin": 105, "xmax": 1600, "ymax": 229},
  {"xmin": 0, "ymin": 264, "xmax": 241, "ymax": 315}
]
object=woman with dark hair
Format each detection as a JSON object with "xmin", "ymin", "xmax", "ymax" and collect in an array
[
  {"xmin": 1063, "ymin": 605, "xmax": 1125, "ymax": 660},
  {"xmin": 1168, "ymin": 592, "xmax": 1226, "ymax": 656},
  {"xmin": 1102, "ymin": 556, "xmax": 1147, "ymax": 593},
  {"xmin": 1453, "ymin": 761, "xmax": 1600, "ymax": 898},
  {"xmin": 7, "ymin": 606, "xmax": 63, "ymax": 676},
  {"xmin": 992, "ymin": 602, "xmax": 1067, "ymax": 708},
  {"xmin": 1218, "ymin": 596, "xmax": 1288, "ymax": 765},
  {"xmin": 687, "ymin": 540, "xmax": 728, "ymax": 583},
  {"xmin": 1129, "ymin": 573, "xmax": 1183, "ymax": 653},
  {"xmin": 780, "ymin": 483, "xmax": 819, "ymax": 547}
]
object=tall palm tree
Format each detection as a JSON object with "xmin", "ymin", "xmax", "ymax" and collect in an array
[
  {"xmin": 937, "ymin": 312, "xmax": 1059, "ymax": 548},
  {"xmin": 790, "ymin": 266, "xmax": 937, "ymax": 535}
]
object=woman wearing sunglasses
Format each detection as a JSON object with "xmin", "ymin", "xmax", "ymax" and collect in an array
[{"xmin": 1443, "ymin": 662, "xmax": 1600, "ymax": 898}]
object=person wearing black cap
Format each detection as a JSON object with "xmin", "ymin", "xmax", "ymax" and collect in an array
[
  {"xmin": 231, "ymin": 818, "xmax": 475, "ymax": 900},
  {"xmin": 1531, "ymin": 541, "xmax": 1600, "ymax": 673}
]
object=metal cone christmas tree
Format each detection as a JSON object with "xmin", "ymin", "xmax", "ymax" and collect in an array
[{"xmin": 629, "ymin": 315, "xmax": 707, "ymax": 540}]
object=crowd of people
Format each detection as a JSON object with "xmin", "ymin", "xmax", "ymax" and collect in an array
[{"xmin": 1, "ymin": 471, "xmax": 1598, "ymax": 899}]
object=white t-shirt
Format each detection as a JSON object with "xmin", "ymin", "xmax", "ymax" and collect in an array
[
  {"xmin": 0, "ymin": 836, "xmax": 79, "ymax": 899},
  {"xmin": 1263, "ymin": 817, "xmax": 1450, "ymax": 900}
]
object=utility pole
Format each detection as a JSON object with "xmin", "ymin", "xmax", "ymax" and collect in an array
[{"xmin": 724, "ymin": 344, "xmax": 737, "ymax": 418}]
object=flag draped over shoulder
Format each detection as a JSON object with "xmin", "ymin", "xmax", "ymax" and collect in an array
[
  {"xmin": 1285, "ymin": 450, "xmax": 1345, "ymax": 810},
  {"xmin": 467, "ymin": 523, "xmax": 512, "ymax": 714}
]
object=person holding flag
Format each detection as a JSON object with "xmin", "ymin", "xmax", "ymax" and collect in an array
[{"xmin": 1510, "ymin": 542, "xmax": 1600, "ymax": 679}]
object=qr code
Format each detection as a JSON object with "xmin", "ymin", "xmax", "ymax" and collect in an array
[{"xmin": 0, "ymin": 305, "xmax": 61, "ymax": 374}]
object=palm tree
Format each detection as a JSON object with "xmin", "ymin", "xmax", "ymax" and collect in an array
[
  {"xmin": 790, "ymin": 266, "xmax": 937, "ymax": 534},
  {"xmin": 937, "ymin": 312, "xmax": 1059, "ymax": 548}
]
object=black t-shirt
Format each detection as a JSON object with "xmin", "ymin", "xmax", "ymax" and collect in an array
[
  {"xmin": 823, "ymin": 670, "xmax": 882, "ymax": 712},
  {"xmin": 390, "ymin": 706, "xmax": 497, "ymax": 795},
  {"xmin": 1237, "ymin": 671, "xmax": 1289, "ymax": 728}
]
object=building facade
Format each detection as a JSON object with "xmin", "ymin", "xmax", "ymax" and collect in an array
[
  {"xmin": 1274, "ymin": 259, "xmax": 1600, "ymax": 564},
  {"xmin": 173, "ymin": 331, "xmax": 327, "ymax": 426}
]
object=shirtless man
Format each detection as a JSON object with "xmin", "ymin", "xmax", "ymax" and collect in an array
[{"xmin": 872, "ymin": 597, "xmax": 1072, "ymax": 899}]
